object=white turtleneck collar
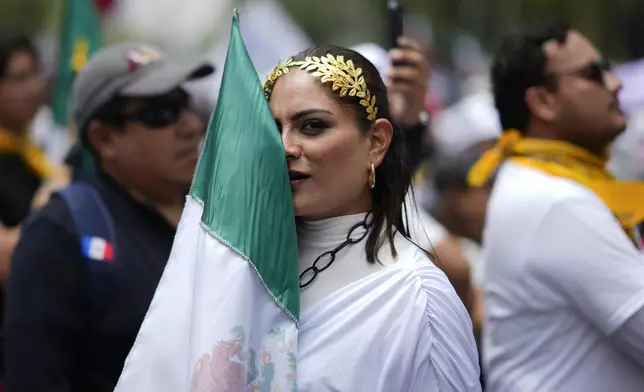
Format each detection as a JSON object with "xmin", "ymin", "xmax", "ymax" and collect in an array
[
  {"xmin": 297, "ymin": 212, "xmax": 369, "ymax": 250},
  {"xmin": 297, "ymin": 212, "xmax": 392, "ymax": 312}
]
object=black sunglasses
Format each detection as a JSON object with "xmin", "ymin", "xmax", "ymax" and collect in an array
[
  {"xmin": 553, "ymin": 58, "xmax": 612, "ymax": 86},
  {"xmin": 120, "ymin": 90, "xmax": 190, "ymax": 128}
]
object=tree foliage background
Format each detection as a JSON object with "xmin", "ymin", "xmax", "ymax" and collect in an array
[
  {"xmin": 1, "ymin": 0, "xmax": 643, "ymax": 60},
  {"xmin": 0, "ymin": 0, "xmax": 51, "ymax": 33},
  {"xmin": 281, "ymin": 0, "xmax": 644, "ymax": 61}
]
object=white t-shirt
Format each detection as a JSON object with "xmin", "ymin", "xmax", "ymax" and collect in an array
[
  {"xmin": 297, "ymin": 213, "xmax": 481, "ymax": 391},
  {"xmin": 482, "ymin": 162, "xmax": 644, "ymax": 392}
]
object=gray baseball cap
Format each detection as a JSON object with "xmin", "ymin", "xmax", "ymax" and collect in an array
[{"xmin": 71, "ymin": 42, "xmax": 214, "ymax": 133}]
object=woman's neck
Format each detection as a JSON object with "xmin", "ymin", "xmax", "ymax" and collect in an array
[{"xmin": 297, "ymin": 212, "xmax": 370, "ymax": 249}]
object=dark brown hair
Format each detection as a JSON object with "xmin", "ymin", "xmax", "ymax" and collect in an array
[
  {"xmin": 492, "ymin": 20, "xmax": 570, "ymax": 132},
  {"xmin": 0, "ymin": 30, "xmax": 38, "ymax": 79}
]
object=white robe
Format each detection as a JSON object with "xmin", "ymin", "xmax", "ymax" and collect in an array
[{"xmin": 296, "ymin": 213, "xmax": 481, "ymax": 391}]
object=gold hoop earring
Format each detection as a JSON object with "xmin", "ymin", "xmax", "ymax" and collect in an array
[{"xmin": 368, "ymin": 162, "xmax": 376, "ymax": 189}]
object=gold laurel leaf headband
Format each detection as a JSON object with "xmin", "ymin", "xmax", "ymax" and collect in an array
[{"xmin": 262, "ymin": 53, "xmax": 378, "ymax": 121}]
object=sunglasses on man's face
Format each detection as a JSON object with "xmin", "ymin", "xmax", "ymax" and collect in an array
[
  {"xmin": 555, "ymin": 58, "xmax": 612, "ymax": 86},
  {"xmin": 120, "ymin": 91, "xmax": 190, "ymax": 128}
]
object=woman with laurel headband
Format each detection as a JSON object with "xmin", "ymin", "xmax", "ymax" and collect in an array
[{"xmin": 264, "ymin": 45, "xmax": 481, "ymax": 391}]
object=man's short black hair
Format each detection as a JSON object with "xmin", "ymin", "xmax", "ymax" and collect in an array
[
  {"xmin": 491, "ymin": 20, "xmax": 570, "ymax": 132},
  {"xmin": 0, "ymin": 30, "xmax": 38, "ymax": 79}
]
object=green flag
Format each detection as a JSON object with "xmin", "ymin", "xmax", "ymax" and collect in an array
[
  {"xmin": 52, "ymin": 0, "xmax": 101, "ymax": 126},
  {"xmin": 114, "ymin": 10, "xmax": 300, "ymax": 391}
]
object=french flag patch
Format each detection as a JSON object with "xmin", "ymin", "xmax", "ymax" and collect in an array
[{"xmin": 81, "ymin": 236, "xmax": 114, "ymax": 263}]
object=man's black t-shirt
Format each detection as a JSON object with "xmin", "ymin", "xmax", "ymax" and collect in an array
[
  {"xmin": 0, "ymin": 154, "xmax": 41, "ymax": 227},
  {"xmin": 4, "ymin": 173, "xmax": 176, "ymax": 391}
]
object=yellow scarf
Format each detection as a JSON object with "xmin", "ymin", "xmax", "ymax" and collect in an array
[
  {"xmin": 0, "ymin": 127, "xmax": 67, "ymax": 181},
  {"xmin": 467, "ymin": 129, "xmax": 644, "ymax": 237}
]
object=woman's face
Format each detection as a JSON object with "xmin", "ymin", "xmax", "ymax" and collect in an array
[{"xmin": 269, "ymin": 69, "xmax": 391, "ymax": 221}]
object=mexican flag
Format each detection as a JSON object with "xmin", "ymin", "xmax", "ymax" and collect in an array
[
  {"xmin": 114, "ymin": 10, "xmax": 300, "ymax": 392},
  {"xmin": 52, "ymin": 0, "xmax": 102, "ymax": 127}
]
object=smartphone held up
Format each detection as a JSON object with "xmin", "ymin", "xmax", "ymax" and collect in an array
[{"xmin": 388, "ymin": 1, "xmax": 404, "ymax": 49}]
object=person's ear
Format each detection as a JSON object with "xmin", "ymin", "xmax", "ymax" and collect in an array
[
  {"xmin": 525, "ymin": 85, "xmax": 558, "ymax": 123},
  {"xmin": 367, "ymin": 118, "xmax": 393, "ymax": 167}
]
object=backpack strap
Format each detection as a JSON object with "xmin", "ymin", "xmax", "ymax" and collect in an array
[{"xmin": 57, "ymin": 183, "xmax": 117, "ymax": 324}]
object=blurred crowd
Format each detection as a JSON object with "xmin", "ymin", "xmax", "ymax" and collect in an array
[{"xmin": 2, "ymin": 0, "xmax": 644, "ymax": 391}]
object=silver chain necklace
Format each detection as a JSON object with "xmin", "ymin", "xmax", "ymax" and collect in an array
[{"xmin": 299, "ymin": 213, "xmax": 372, "ymax": 288}]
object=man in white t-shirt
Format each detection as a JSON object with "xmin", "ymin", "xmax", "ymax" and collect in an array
[{"xmin": 481, "ymin": 20, "xmax": 644, "ymax": 391}]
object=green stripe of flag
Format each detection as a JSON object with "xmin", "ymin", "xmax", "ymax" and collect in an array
[
  {"xmin": 52, "ymin": 0, "xmax": 102, "ymax": 126},
  {"xmin": 190, "ymin": 11, "xmax": 300, "ymax": 322}
]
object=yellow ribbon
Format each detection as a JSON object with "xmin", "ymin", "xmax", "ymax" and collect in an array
[
  {"xmin": 467, "ymin": 129, "xmax": 644, "ymax": 235},
  {"xmin": 0, "ymin": 127, "xmax": 68, "ymax": 181}
]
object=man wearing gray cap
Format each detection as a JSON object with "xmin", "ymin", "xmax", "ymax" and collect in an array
[{"xmin": 4, "ymin": 42, "xmax": 213, "ymax": 391}]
